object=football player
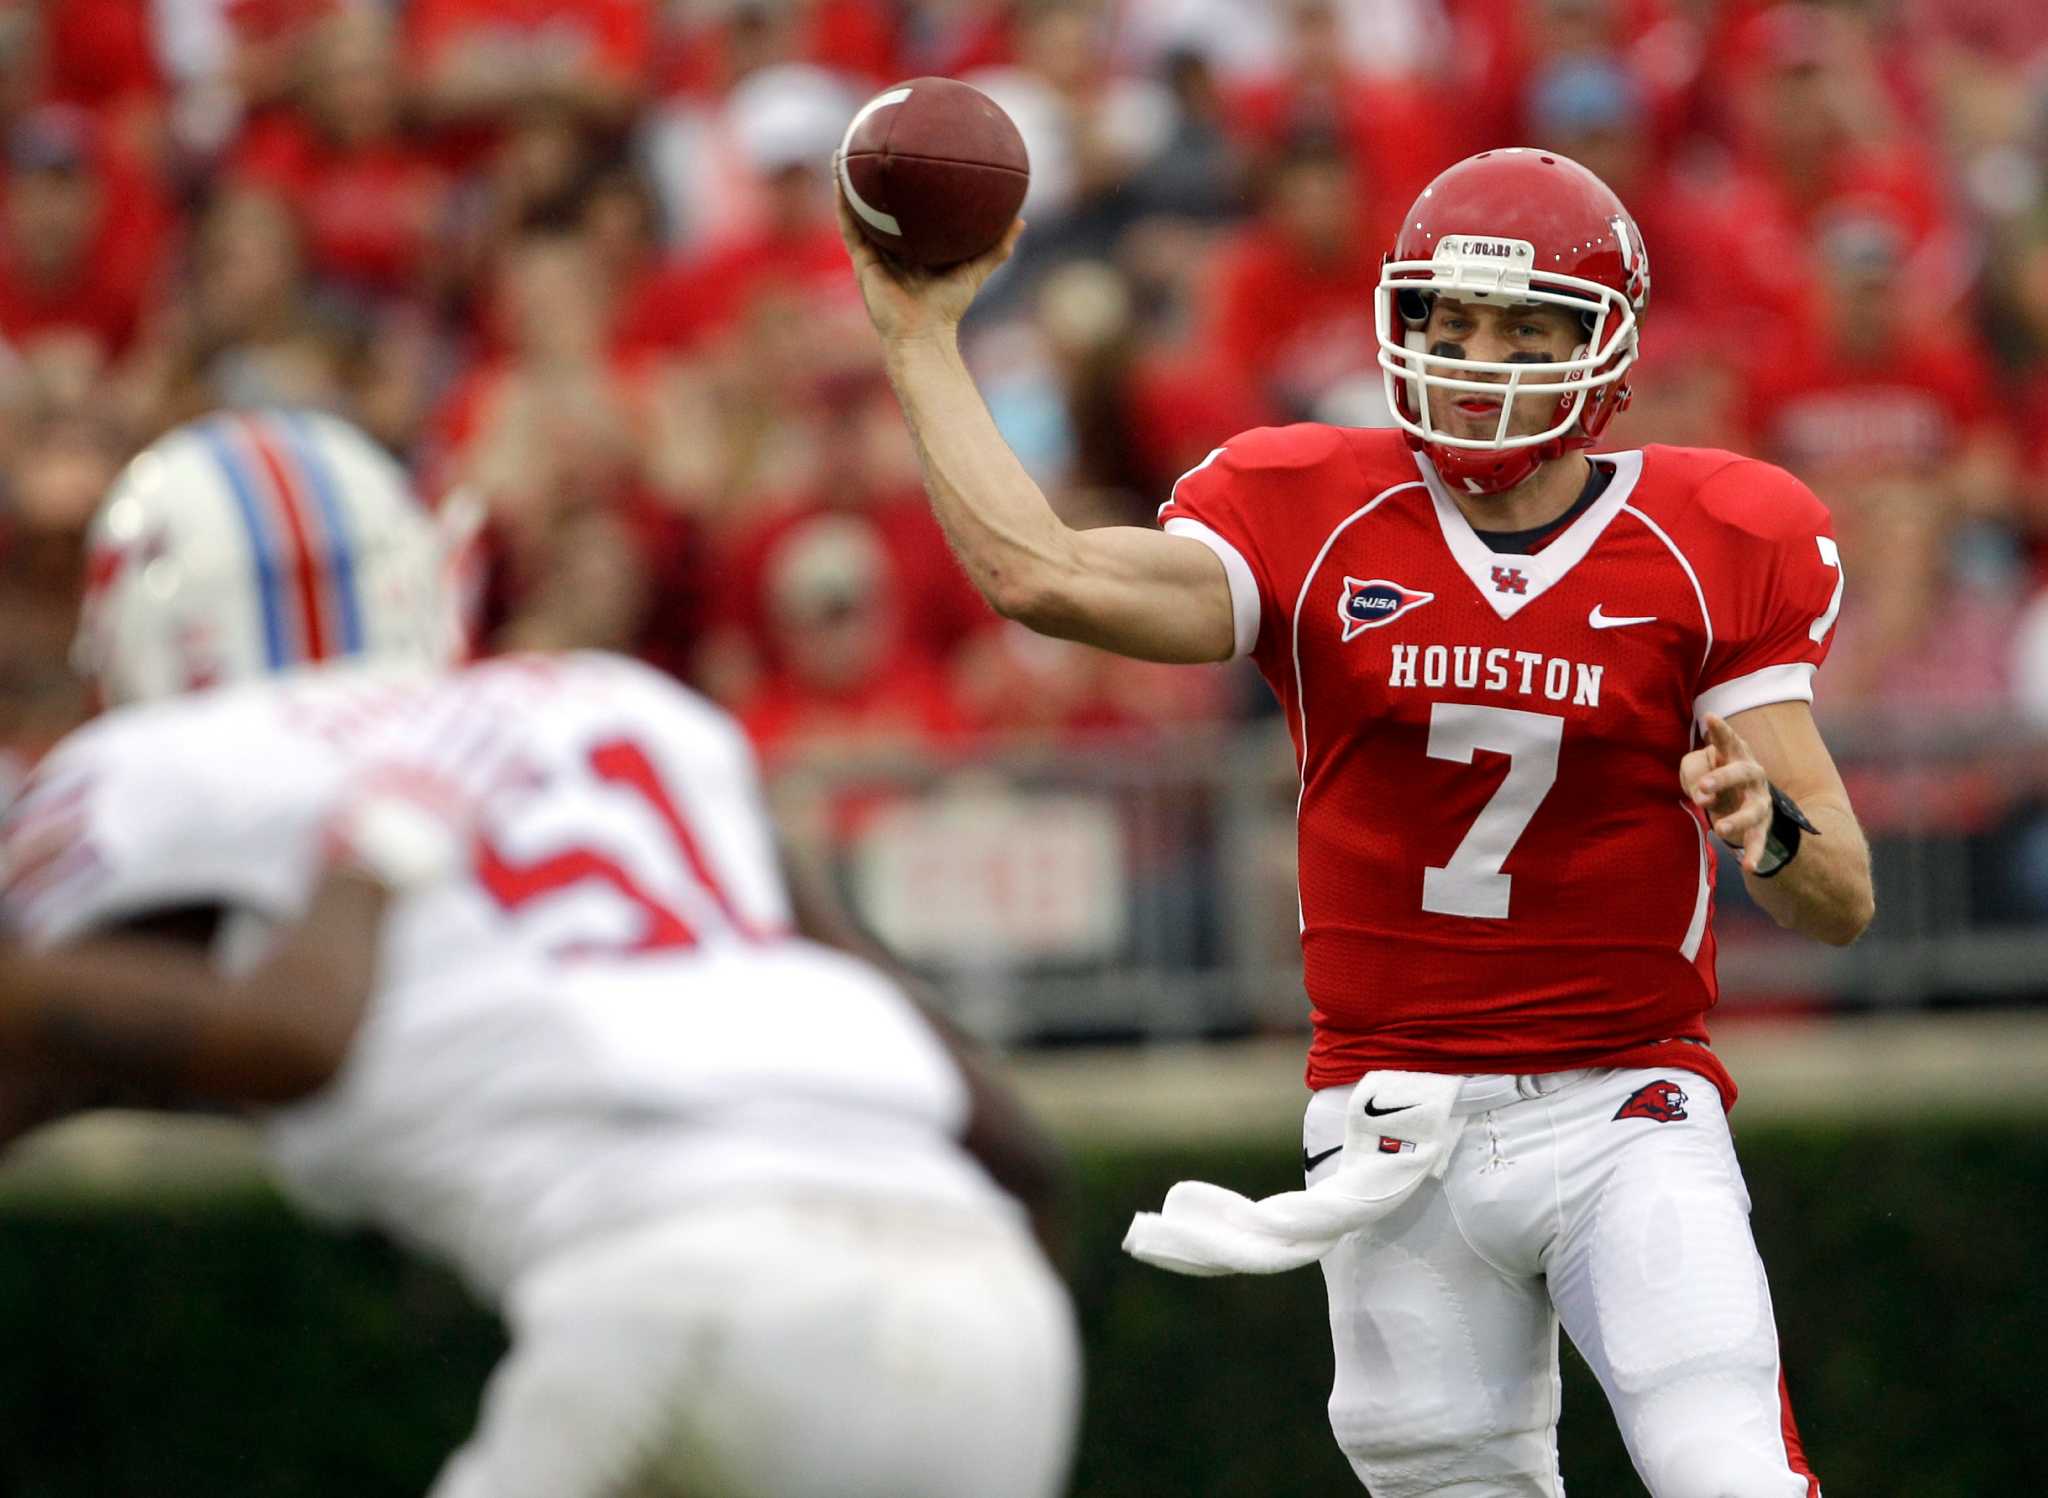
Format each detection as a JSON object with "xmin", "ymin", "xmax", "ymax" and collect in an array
[
  {"xmin": 842, "ymin": 148, "xmax": 1871, "ymax": 1496},
  {"xmin": 0, "ymin": 410, "xmax": 1080, "ymax": 1498}
]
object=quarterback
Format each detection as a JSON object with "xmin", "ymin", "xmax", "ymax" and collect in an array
[
  {"xmin": 844, "ymin": 148, "xmax": 1871, "ymax": 1497},
  {"xmin": 0, "ymin": 411, "xmax": 1079, "ymax": 1498}
]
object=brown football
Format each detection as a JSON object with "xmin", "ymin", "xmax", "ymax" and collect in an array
[{"xmin": 836, "ymin": 77, "xmax": 1030, "ymax": 269}]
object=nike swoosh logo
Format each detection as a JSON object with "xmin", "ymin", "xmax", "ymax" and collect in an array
[
  {"xmin": 1588, "ymin": 605, "xmax": 1656, "ymax": 630},
  {"xmin": 1303, "ymin": 1144, "xmax": 1342, "ymax": 1173},
  {"xmin": 1360, "ymin": 1098, "xmax": 1413, "ymax": 1117}
]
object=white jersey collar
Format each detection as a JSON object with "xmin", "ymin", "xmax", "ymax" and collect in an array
[{"xmin": 1415, "ymin": 449, "xmax": 1643, "ymax": 621}]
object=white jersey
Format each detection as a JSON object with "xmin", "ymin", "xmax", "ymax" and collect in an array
[{"xmin": 2, "ymin": 652, "xmax": 1008, "ymax": 1297}]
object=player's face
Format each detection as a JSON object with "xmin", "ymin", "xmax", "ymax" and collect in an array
[{"xmin": 1421, "ymin": 298, "xmax": 1583, "ymax": 442}]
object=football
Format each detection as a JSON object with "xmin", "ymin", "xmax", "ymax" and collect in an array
[{"xmin": 836, "ymin": 77, "xmax": 1030, "ymax": 269}]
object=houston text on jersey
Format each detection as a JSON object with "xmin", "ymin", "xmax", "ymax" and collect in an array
[{"xmin": 1387, "ymin": 643, "xmax": 1603, "ymax": 707}]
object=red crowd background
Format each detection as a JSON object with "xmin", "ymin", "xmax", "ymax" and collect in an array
[{"xmin": 1, "ymin": 0, "xmax": 2046, "ymax": 785}]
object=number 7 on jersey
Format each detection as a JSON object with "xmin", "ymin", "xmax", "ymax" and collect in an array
[{"xmin": 1420, "ymin": 703, "xmax": 1563, "ymax": 919}]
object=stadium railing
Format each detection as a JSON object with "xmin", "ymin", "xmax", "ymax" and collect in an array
[{"xmin": 768, "ymin": 712, "xmax": 2048, "ymax": 1043}]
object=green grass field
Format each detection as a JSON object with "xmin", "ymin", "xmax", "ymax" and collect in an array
[{"xmin": 1, "ymin": 1013, "xmax": 2042, "ymax": 1496}]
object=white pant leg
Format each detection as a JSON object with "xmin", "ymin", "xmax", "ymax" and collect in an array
[
  {"xmin": 1309, "ymin": 1087, "xmax": 1566, "ymax": 1498},
  {"xmin": 429, "ymin": 1196, "xmax": 1081, "ymax": 1498},
  {"xmin": 1544, "ymin": 1070, "xmax": 1818, "ymax": 1498}
]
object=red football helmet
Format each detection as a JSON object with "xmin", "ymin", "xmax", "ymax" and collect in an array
[{"xmin": 1376, "ymin": 149, "xmax": 1650, "ymax": 495}]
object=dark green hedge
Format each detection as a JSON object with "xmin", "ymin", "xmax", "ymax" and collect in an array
[{"xmin": 1, "ymin": 1122, "xmax": 2040, "ymax": 1496}]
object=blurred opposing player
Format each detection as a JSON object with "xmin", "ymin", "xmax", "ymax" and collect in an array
[
  {"xmin": 0, "ymin": 410, "xmax": 1079, "ymax": 1498},
  {"xmin": 843, "ymin": 149, "xmax": 1873, "ymax": 1496}
]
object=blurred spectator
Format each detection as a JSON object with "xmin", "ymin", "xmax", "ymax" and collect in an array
[
  {"xmin": 405, "ymin": 0, "xmax": 650, "ymax": 136},
  {"xmin": 1599, "ymin": 309, "xmax": 1746, "ymax": 454},
  {"xmin": 483, "ymin": 488, "xmax": 704, "ymax": 679},
  {"xmin": 2011, "ymin": 580, "xmax": 2048, "ymax": 729},
  {"xmin": 144, "ymin": 0, "xmax": 318, "ymax": 161},
  {"xmin": 736, "ymin": 512, "xmax": 967, "ymax": 765},
  {"xmin": 577, "ymin": 162, "xmax": 660, "ymax": 301},
  {"xmin": 1442, "ymin": 0, "xmax": 1616, "ymax": 153},
  {"xmin": 0, "ymin": 410, "xmax": 119, "ymax": 769},
  {"xmin": 344, "ymin": 299, "xmax": 444, "ymax": 457},
  {"xmin": 442, "ymin": 97, "xmax": 604, "ymax": 315},
  {"xmin": 655, "ymin": 0, "xmax": 902, "ymax": 101},
  {"xmin": 24, "ymin": 0, "xmax": 165, "ymax": 164},
  {"xmin": 1816, "ymin": 471, "xmax": 2030, "ymax": 718},
  {"xmin": 967, "ymin": 2, "xmax": 1176, "ymax": 236},
  {"xmin": 431, "ymin": 226, "xmax": 636, "ymax": 511},
  {"xmin": 703, "ymin": 373, "xmax": 989, "ymax": 707},
  {"xmin": 953, "ymin": 617, "xmax": 1225, "ymax": 742},
  {"xmin": 0, "ymin": 105, "xmax": 169, "ymax": 367},
  {"xmin": 231, "ymin": 4, "xmax": 450, "ymax": 301},
  {"xmin": 428, "ymin": 225, "xmax": 703, "ymax": 675},
  {"xmin": 1083, "ymin": 202, "xmax": 1278, "ymax": 490},
  {"xmin": 1220, "ymin": 0, "xmax": 1446, "ymax": 230},
  {"xmin": 1996, "ymin": 210, "xmax": 2048, "ymax": 536},
  {"xmin": 1743, "ymin": 196, "xmax": 2014, "ymax": 520},
  {"xmin": 1906, "ymin": 11, "xmax": 2048, "ymax": 227},
  {"xmin": 1521, "ymin": 56, "xmax": 1720, "ymax": 318},
  {"xmin": 1200, "ymin": 133, "xmax": 1377, "ymax": 418},
  {"xmin": 1117, "ymin": 0, "xmax": 1450, "ymax": 87},
  {"xmin": 1116, "ymin": 46, "xmax": 1245, "ymax": 223},
  {"xmin": 1025, "ymin": 258, "xmax": 1142, "ymax": 497},
  {"xmin": 1682, "ymin": 3, "xmax": 1967, "ymax": 331},
  {"xmin": 1008, "ymin": 253, "xmax": 1263, "ymax": 502},
  {"xmin": 629, "ymin": 65, "xmax": 881, "ymax": 528},
  {"xmin": 645, "ymin": 59, "xmax": 855, "ymax": 255},
  {"xmin": 1525, "ymin": 54, "xmax": 1650, "ymax": 199},
  {"xmin": 134, "ymin": 185, "xmax": 349, "ymax": 427}
]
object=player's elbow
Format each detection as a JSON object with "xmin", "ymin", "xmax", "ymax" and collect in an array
[
  {"xmin": 982, "ymin": 557, "xmax": 1075, "ymax": 636},
  {"xmin": 1798, "ymin": 883, "xmax": 1874, "ymax": 947},
  {"xmin": 220, "ymin": 970, "xmax": 372, "ymax": 1102},
  {"xmin": 229, "ymin": 1020, "xmax": 355, "ymax": 1104},
  {"xmin": 978, "ymin": 523, "xmax": 1096, "ymax": 634},
  {"xmin": 1826, "ymin": 884, "xmax": 1876, "ymax": 946},
  {"xmin": 984, "ymin": 566, "xmax": 1054, "ymax": 628},
  {"xmin": 260, "ymin": 1046, "xmax": 347, "ymax": 1103}
]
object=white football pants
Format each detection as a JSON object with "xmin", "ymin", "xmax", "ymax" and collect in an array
[
  {"xmin": 1307, "ymin": 1067, "xmax": 1820, "ymax": 1498},
  {"xmin": 429, "ymin": 1194, "xmax": 1080, "ymax": 1498}
]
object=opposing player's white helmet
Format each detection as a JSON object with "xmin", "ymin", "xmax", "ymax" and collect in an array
[{"xmin": 77, "ymin": 410, "xmax": 478, "ymax": 706}]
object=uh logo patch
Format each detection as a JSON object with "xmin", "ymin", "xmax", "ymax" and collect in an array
[{"xmin": 1340, "ymin": 578, "xmax": 1434, "ymax": 642}]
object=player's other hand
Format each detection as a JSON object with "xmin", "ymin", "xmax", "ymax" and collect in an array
[
  {"xmin": 1680, "ymin": 713, "xmax": 1772, "ymax": 874},
  {"xmin": 836, "ymin": 191, "xmax": 1022, "ymax": 345}
]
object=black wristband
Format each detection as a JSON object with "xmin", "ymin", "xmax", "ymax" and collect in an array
[{"xmin": 1752, "ymin": 782, "xmax": 1820, "ymax": 879}]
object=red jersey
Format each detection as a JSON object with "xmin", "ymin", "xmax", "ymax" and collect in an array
[
  {"xmin": 1743, "ymin": 325, "xmax": 2002, "ymax": 478},
  {"xmin": 232, "ymin": 120, "xmax": 448, "ymax": 294},
  {"xmin": 1158, "ymin": 427, "xmax": 1843, "ymax": 1099}
]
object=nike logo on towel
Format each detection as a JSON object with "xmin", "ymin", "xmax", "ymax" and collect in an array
[
  {"xmin": 1360, "ymin": 1098, "xmax": 1414, "ymax": 1117},
  {"xmin": 1588, "ymin": 605, "xmax": 1656, "ymax": 630},
  {"xmin": 1303, "ymin": 1145, "xmax": 1342, "ymax": 1173}
]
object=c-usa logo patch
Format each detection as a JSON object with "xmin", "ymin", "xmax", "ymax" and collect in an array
[{"xmin": 1339, "ymin": 578, "xmax": 1435, "ymax": 642}]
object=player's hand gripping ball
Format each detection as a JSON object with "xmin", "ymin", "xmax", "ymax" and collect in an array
[{"xmin": 835, "ymin": 77, "xmax": 1030, "ymax": 269}]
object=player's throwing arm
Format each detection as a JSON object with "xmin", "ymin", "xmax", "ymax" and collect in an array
[{"xmin": 836, "ymin": 196, "xmax": 1238, "ymax": 666}]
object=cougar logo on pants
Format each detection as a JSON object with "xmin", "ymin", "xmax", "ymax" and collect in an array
[{"xmin": 1612, "ymin": 1079, "xmax": 1688, "ymax": 1123}]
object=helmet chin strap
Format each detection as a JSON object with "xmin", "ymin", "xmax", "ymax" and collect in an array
[{"xmin": 1425, "ymin": 441, "xmax": 1553, "ymax": 496}]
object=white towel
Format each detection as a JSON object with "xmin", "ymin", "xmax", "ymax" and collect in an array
[{"xmin": 1122, "ymin": 1070, "xmax": 1465, "ymax": 1277}]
